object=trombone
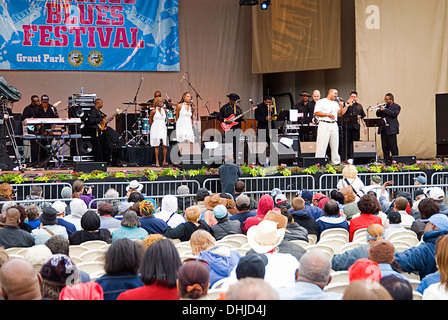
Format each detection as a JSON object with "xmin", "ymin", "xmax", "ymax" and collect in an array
[{"xmin": 271, "ymin": 97, "xmax": 278, "ymax": 121}]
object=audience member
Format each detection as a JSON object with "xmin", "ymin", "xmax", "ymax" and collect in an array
[
  {"xmin": 234, "ymin": 180, "xmax": 258, "ymax": 209},
  {"xmin": 0, "ymin": 183, "xmax": 14, "ymax": 212},
  {"xmin": 367, "ymin": 239, "xmax": 408, "ymax": 281},
  {"xmin": 59, "ymin": 282, "xmax": 104, "ymax": 300},
  {"xmin": 316, "ymin": 199, "xmax": 349, "ymax": 233},
  {"xmin": 246, "ymin": 220, "xmax": 300, "ymax": 289},
  {"xmin": 155, "ymin": 194, "xmax": 185, "ymax": 228},
  {"xmin": 361, "ymin": 175, "xmax": 383, "ymax": 200},
  {"xmin": 141, "ymin": 234, "xmax": 164, "ymax": 249},
  {"xmin": 230, "ymin": 194, "xmax": 256, "ymax": 225},
  {"xmin": 242, "ymin": 194, "xmax": 274, "ymax": 234},
  {"xmin": 393, "ymin": 196, "xmax": 415, "ymax": 228},
  {"xmin": 211, "ymin": 204, "xmax": 242, "ymax": 240},
  {"xmin": 336, "ymin": 165, "xmax": 365, "ymax": 199},
  {"xmin": 98, "ymin": 202, "xmax": 122, "ymax": 229},
  {"xmin": 125, "ymin": 180, "xmax": 143, "ymax": 197},
  {"xmin": 177, "ymin": 185, "xmax": 193, "ymax": 214},
  {"xmin": 95, "ymin": 238, "xmax": 145, "ymax": 300},
  {"xmin": 26, "ymin": 204, "xmax": 41, "ymax": 229},
  {"xmin": 189, "ymin": 229, "xmax": 240, "ymax": 287},
  {"xmin": 384, "ymin": 211, "xmax": 407, "ymax": 240},
  {"xmin": 332, "ymin": 224, "xmax": 385, "ymax": 271},
  {"xmin": 177, "ymin": 260, "xmax": 210, "ymax": 300},
  {"xmin": 428, "ymin": 187, "xmax": 448, "ymax": 214},
  {"xmin": 70, "ymin": 210, "xmax": 112, "ymax": 245},
  {"xmin": 103, "ymin": 188, "xmax": 121, "ymax": 215},
  {"xmin": 218, "ymin": 154, "xmax": 242, "ymax": 198},
  {"xmin": 39, "ymin": 254, "xmax": 81, "ymax": 300},
  {"xmin": 71, "ymin": 179, "xmax": 95, "ymax": 208},
  {"xmin": 274, "ymin": 194, "xmax": 290, "ymax": 210},
  {"xmin": 349, "ymin": 194, "xmax": 383, "ymax": 241},
  {"xmin": 289, "ymin": 196, "xmax": 320, "ymax": 241},
  {"xmin": 138, "ymin": 200, "xmax": 169, "ymax": 234},
  {"xmin": 64, "ymin": 198, "xmax": 88, "ymax": 230},
  {"xmin": 111, "ymin": 211, "xmax": 148, "ymax": 242},
  {"xmin": 380, "ymin": 275, "xmax": 413, "ymax": 300},
  {"xmin": 280, "ymin": 207, "xmax": 308, "ymax": 242},
  {"xmin": 52, "ymin": 200, "xmax": 76, "ymax": 237},
  {"xmin": 348, "ymin": 258, "xmax": 382, "ymax": 282},
  {"xmin": 196, "ymin": 187, "xmax": 210, "ymax": 214},
  {"xmin": 164, "ymin": 206, "xmax": 212, "ymax": 242},
  {"xmin": 225, "ymin": 278, "xmax": 279, "ymax": 300},
  {"xmin": 299, "ymin": 190, "xmax": 323, "ymax": 220},
  {"xmin": 0, "ymin": 258, "xmax": 43, "ymax": 300},
  {"xmin": 395, "ymin": 213, "xmax": 448, "ymax": 279},
  {"xmin": 422, "ymin": 234, "xmax": 448, "ymax": 299},
  {"xmin": 31, "ymin": 207, "xmax": 68, "ymax": 245},
  {"xmin": 235, "ymin": 253, "xmax": 267, "ymax": 280},
  {"xmin": 25, "ymin": 185, "xmax": 51, "ymax": 210},
  {"xmin": 117, "ymin": 239, "xmax": 181, "ymax": 300},
  {"xmin": 411, "ymin": 198, "xmax": 439, "ymax": 240},
  {"xmin": 278, "ymin": 250, "xmax": 342, "ymax": 300},
  {"xmin": 0, "ymin": 207, "xmax": 34, "ymax": 248},
  {"xmin": 201, "ymin": 193, "xmax": 226, "ymax": 227},
  {"xmin": 343, "ymin": 280, "xmax": 393, "ymax": 300}
]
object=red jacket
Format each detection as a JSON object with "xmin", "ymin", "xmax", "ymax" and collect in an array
[
  {"xmin": 242, "ymin": 194, "xmax": 274, "ymax": 234},
  {"xmin": 117, "ymin": 283, "xmax": 179, "ymax": 300},
  {"xmin": 349, "ymin": 213, "xmax": 382, "ymax": 241}
]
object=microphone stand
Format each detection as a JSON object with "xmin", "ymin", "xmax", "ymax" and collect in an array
[
  {"xmin": 125, "ymin": 77, "xmax": 143, "ymax": 145},
  {"xmin": 183, "ymin": 74, "xmax": 202, "ymax": 121}
]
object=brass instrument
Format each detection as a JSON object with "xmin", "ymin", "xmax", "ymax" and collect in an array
[
  {"xmin": 368, "ymin": 103, "xmax": 387, "ymax": 112},
  {"xmin": 271, "ymin": 97, "xmax": 278, "ymax": 121}
]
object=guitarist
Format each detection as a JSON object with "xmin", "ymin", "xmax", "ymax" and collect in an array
[
  {"xmin": 89, "ymin": 98, "xmax": 109, "ymax": 163},
  {"xmin": 218, "ymin": 93, "xmax": 244, "ymax": 130}
]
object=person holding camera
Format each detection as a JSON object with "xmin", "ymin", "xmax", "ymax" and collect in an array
[{"xmin": 71, "ymin": 180, "xmax": 96, "ymax": 209}]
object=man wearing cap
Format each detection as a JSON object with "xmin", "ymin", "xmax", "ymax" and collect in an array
[
  {"xmin": 395, "ymin": 213, "xmax": 448, "ymax": 278},
  {"xmin": 218, "ymin": 93, "xmax": 244, "ymax": 130},
  {"xmin": 428, "ymin": 187, "xmax": 448, "ymax": 214},
  {"xmin": 34, "ymin": 94, "xmax": 59, "ymax": 162},
  {"xmin": 22, "ymin": 95, "xmax": 41, "ymax": 163},
  {"xmin": 230, "ymin": 194, "xmax": 256, "ymax": 225},
  {"xmin": 31, "ymin": 207, "xmax": 68, "ymax": 245},
  {"xmin": 294, "ymin": 90, "xmax": 314, "ymax": 125}
]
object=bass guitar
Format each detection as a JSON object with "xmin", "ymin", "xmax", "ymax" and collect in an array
[
  {"xmin": 98, "ymin": 109, "xmax": 122, "ymax": 131},
  {"xmin": 221, "ymin": 106, "xmax": 257, "ymax": 132}
]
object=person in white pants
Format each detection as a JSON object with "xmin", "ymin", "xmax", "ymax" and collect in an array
[{"xmin": 313, "ymin": 89, "xmax": 347, "ymax": 165}]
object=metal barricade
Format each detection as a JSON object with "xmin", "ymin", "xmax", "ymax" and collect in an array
[{"xmin": 12, "ymin": 182, "xmax": 73, "ymax": 201}]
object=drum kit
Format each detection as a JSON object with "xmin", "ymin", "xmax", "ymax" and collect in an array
[{"xmin": 120, "ymin": 101, "xmax": 176, "ymax": 146}]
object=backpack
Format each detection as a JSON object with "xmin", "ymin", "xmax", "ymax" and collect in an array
[{"xmin": 340, "ymin": 178, "xmax": 356, "ymax": 203}]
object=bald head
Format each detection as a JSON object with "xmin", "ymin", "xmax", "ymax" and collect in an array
[
  {"xmin": 0, "ymin": 258, "xmax": 42, "ymax": 300},
  {"xmin": 297, "ymin": 250, "xmax": 332, "ymax": 288},
  {"xmin": 4, "ymin": 208, "xmax": 20, "ymax": 226}
]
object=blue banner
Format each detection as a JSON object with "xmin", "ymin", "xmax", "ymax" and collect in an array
[{"xmin": 0, "ymin": 0, "xmax": 179, "ymax": 71}]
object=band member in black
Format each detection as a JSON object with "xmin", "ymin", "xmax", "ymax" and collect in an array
[
  {"xmin": 376, "ymin": 93, "xmax": 401, "ymax": 165},
  {"xmin": 34, "ymin": 94, "xmax": 59, "ymax": 163},
  {"xmin": 89, "ymin": 98, "xmax": 109, "ymax": 163},
  {"xmin": 218, "ymin": 93, "xmax": 244, "ymax": 163},
  {"xmin": 255, "ymin": 95, "xmax": 276, "ymax": 162},
  {"xmin": 22, "ymin": 95, "xmax": 41, "ymax": 163},
  {"xmin": 294, "ymin": 90, "xmax": 314, "ymax": 124}
]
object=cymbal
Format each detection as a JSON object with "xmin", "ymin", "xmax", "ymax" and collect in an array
[
  {"xmin": 139, "ymin": 103, "xmax": 152, "ymax": 107},
  {"xmin": 122, "ymin": 102, "xmax": 138, "ymax": 105}
]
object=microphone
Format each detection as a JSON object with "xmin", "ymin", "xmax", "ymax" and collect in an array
[
  {"xmin": 249, "ymin": 99, "xmax": 254, "ymax": 106},
  {"xmin": 180, "ymin": 72, "xmax": 187, "ymax": 83}
]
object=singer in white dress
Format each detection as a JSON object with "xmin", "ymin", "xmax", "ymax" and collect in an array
[
  {"xmin": 149, "ymin": 97, "xmax": 168, "ymax": 166},
  {"xmin": 175, "ymin": 92, "xmax": 195, "ymax": 143}
]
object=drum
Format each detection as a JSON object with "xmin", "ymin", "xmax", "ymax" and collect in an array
[{"xmin": 141, "ymin": 118, "xmax": 150, "ymax": 135}]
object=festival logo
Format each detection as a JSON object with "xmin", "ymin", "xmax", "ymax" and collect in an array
[
  {"xmin": 87, "ymin": 50, "xmax": 103, "ymax": 67},
  {"xmin": 68, "ymin": 50, "xmax": 83, "ymax": 67}
]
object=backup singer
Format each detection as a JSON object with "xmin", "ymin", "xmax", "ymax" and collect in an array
[
  {"xmin": 314, "ymin": 89, "xmax": 344, "ymax": 165},
  {"xmin": 175, "ymin": 92, "xmax": 195, "ymax": 143},
  {"xmin": 376, "ymin": 93, "xmax": 401, "ymax": 165},
  {"xmin": 149, "ymin": 97, "xmax": 168, "ymax": 167}
]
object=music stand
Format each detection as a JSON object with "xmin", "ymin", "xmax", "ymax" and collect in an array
[
  {"xmin": 275, "ymin": 109, "xmax": 289, "ymax": 122},
  {"xmin": 340, "ymin": 114, "xmax": 358, "ymax": 161},
  {"xmin": 365, "ymin": 118, "xmax": 386, "ymax": 162}
]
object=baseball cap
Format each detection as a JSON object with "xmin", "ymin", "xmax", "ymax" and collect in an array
[
  {"xmin": 213, "ymin": 204, "xmax": 228, "ymax": 219},
  {"xmin": 421, "ymin": 213, "xmax": 448, "ymax": 230},
  {"xmin": 414, "ymin": 176, "xmax": 427, "ymax": 184},
  {"xmin": 429, "ymin": 188, "xmax": 445, "ymax": 201},
  {"xmin": 275, "ymin": 194, "xmax": 287, "ymax": 205},
  {"xmin": 236, "ymin": 253, "xmax": 268, "ymax": 280},
  {"xmin": 388, "ymin": 211, "xmax": 402, "ymax": 224},
  {"xmin": 41, "ymin": 94, "xmax": 49, "ymax": 102},
  {"xmin": 236, "ymin": 194, "xmax": 250, "ymax": 208}
]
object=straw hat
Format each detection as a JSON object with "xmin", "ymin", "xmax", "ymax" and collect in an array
[
  {"xmin": 126, "ymin": 180, "xmax": 143, "ymax": 192},
  {"xmin": 204, "ymin": 193, "xmax": 226, "ymax": 210},
  {"xmin": 247, "ymin": 220, "xmax": 285, "ymax": 254}
]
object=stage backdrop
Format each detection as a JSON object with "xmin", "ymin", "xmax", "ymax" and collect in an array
[
  {"xmin": 0, "ymin": 0, "xmax": 179, "ymax": 71},
  {"xmin": 252, "ymin": 0, "xmax": 341, "ymax": 74},
  {"xmin": 355, "ymin": 0, "xmax": 448, "ymax": 159}
]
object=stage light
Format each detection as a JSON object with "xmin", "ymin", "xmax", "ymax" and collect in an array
[
  {"xmin": 260, "ymin": 0, "xmax": 271, "ymax": 10},
  {"xmin": 239, "ymin": 0, "xmax": 259, "ymax": 6}
]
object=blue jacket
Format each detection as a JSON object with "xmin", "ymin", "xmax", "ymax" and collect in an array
[
  {"xmin": 304, "ymin": 201, "xmax": 323, "ymax": 221},
  {"xmin": 199, "ymin": 247, "xmax": 241, "ymax": 287},
  {"xmin": 395, "ymin": 229, "xmax": 448, "ymax": 279}
]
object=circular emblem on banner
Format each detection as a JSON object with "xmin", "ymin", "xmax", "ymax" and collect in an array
[
  {"xmin": 68, "ymin": 51, "xmax": 83, "ymax": 67},
  {"xmin": 88, "ymin": 51, "xmax": 103, "ymax": 67}
]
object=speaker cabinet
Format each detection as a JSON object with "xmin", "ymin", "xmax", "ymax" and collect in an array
[
  {"xmin": 392, "ymin": 155, "xmax": 416, "ymax": 165},
  {"xmin": 300, "ymin": 142, "xmax": 316, "ymax": 157},
  {"xmin": 75, "ymin": 162, "xmax": 107, "ymax": 173},
  {"xmin": 298, "ymin": 157, "xmax": 329, "ymax": 167},
  {"xmin": 271, "ymin": 142, "xmax": 296, "ymax": 165},
  {"xmin": 353, "ymin": 141, "xmax": 376, "ymax": 164}
]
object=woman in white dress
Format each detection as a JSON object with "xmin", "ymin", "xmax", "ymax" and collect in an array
[
  {"xmin": 149, "ymin": 97, "xmax": 168, "ymax": 166},
  {"xmin": 175, "ymin": 92, "xmax": 195, "ymax": 143}
]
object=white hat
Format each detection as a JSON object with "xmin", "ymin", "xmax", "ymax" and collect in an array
[
  {"xmin": 52, "ymin": 200, "xmax": 67, "ymax": 215},
  {"xmin": 429, "ymin": 187, "xmax": 445, "ymax": 201},
  {"xmin": 126, "ymin": 180, "xmax": 143, "ymax": 192},
  {"xmin": 247, "ymin": 220, "xmax": 285, "ymax": 254}
]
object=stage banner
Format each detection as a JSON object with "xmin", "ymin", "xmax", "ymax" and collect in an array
[
  {"xmin": 0, "ymin": 0, "xmax": 179, "ymax": 71},
  {"xmin": 251, "ymin": 0, "xmax": 341, "ymax": 74}
]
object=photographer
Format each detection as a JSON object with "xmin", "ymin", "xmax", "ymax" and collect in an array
[{"xmin": 71, "ymin": 180, "xmax": 96, "ymax": 209}]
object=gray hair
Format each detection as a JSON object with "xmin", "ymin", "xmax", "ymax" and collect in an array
[{"xmin": 298, "ymin": 250, "xmax": 331, "ymax": 284}]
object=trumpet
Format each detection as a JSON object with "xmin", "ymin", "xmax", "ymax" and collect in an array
[
  {"xmin": 271, "ymin": 97, "xmax": 278, "ymax": 121},
  {"xmin": 368, "ymin": 103, "xmax": 387, "ymax": 111}
]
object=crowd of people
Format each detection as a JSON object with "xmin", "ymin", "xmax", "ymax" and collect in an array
[{"xmin": 0, "ymin": 165, "xmax": 448, "ymax": 301}]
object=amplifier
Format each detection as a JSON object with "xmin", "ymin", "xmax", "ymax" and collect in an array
[{"xmin": 300, "ymin": 142, "xmax": 316, "ymax": 158}]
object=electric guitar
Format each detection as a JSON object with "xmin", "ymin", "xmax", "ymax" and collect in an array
[
  {"xmin": 221, "ymin": 106, "xmax": 257, "ymax": 132},
  {"xmin": 98, "ymin": 109, "xmax": 122, "ymax": 131}
]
